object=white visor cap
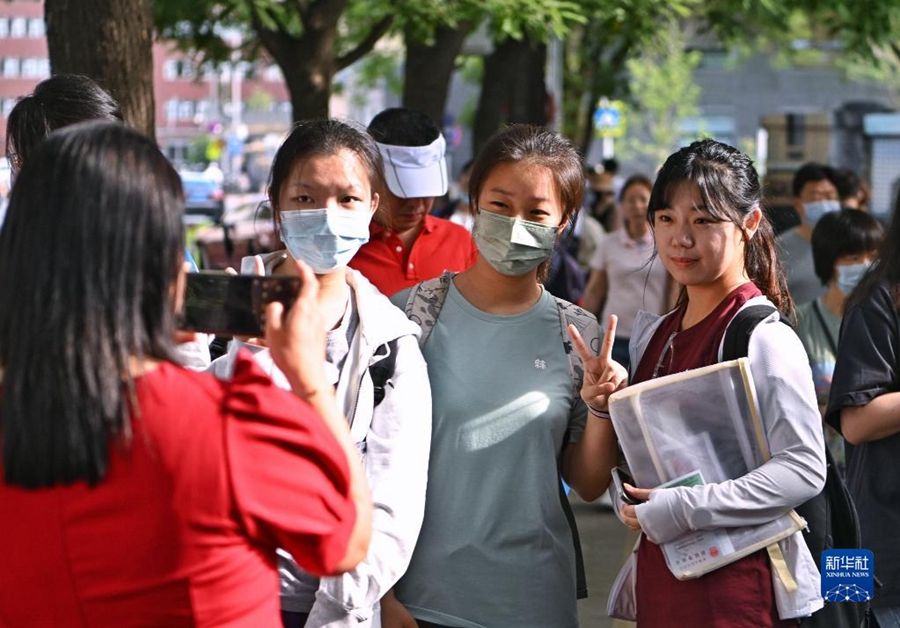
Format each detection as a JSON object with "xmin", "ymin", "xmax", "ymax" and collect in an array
[{"xmin": 377, "ymin": 134, "xmax": 448, "ymax": 199}]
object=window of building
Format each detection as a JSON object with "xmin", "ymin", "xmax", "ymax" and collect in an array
[
  {"xmin": 37, "ymin": 58, "xmax": 49, "ymax": 78},
  {"xmin": 10, "ymin": 17, "xmax": 26, "ymax": 38},
  {"xmin": 163, "ymin": 60, "xmax": 178, "ymax": 81},
  {"xmin": 177, "ymin": 100, "xmax": 194, "ymax": 120},
  {"xmin": 165, "ymin": 99, "xmax": 179, "ymax": 121},
  {"xmin": 2, "ymin": 98, "xmax": 16, "ymax": 118},
  {"xmin": 27, "ymin": 18, "xmax": 44, "ymax": 38},
  {"xmin": 3, "ymin": 58, "xmax": 19, "ymax": 78},
  {"xmin": 196, "ymin": 100, "xmax": 211, "ymax": 118},
  {"xmin": 21, "ymin": 58, "xmax": 41, "ymax": 78},
  {"xmin": 0, "ymin": 19, "xmax": 9, "ymax": 39},
  {"xmin": 179, "ymin": 60, "xmax": 195, "ymax": 80}
]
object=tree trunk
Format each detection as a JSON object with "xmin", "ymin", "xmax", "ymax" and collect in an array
[
  {"xmin": 507, "ymin": 40, "xmax": 546, "ymax": 125},
  {"xmin": 473, "ymin": 36, "xmax": 547, "ymax": 156},
  {"xmin": 282, "ymin": 44, "xmax": 335, "ymax": 123},
  {"xmin": 402, "ymin": 23, "xmax": 472, "ymax": 127},
  {"xmin": 44, "ymin": 0, "xmax": 155, "ymax": 140}
]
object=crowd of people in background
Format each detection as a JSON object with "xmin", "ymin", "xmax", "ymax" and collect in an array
[{"xmin": 1, "ymin": 73, "xmax": 900, "ymax": 628}]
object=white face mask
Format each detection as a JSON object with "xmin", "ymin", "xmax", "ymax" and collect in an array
[
  {"xmin": 836, "ymin": 261, "xmax": 871, "ymax": 296},
  {"xmin": 803, "ymin": 199, "xmax": 840, "ymax": 225},
  {"xmin": 472, "ymin": 208, "xmax": 557, "ymax": 276},
  {"xmin": 279, "ymin": 208, "xmax": 372, "ymax": 274}
]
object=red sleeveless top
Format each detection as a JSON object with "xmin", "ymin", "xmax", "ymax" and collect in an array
[{"xmin": 630, "ymin": 283, "xmax": 791, "ymax": 627}]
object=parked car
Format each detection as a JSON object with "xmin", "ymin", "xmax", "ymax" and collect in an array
[
  {"xmin": 192, "ymin": 197, "xmax": 277, "ymax": 270},
  {"xmin": 180, "ymin": 170, "xmax": 225, "ymax": 222}
]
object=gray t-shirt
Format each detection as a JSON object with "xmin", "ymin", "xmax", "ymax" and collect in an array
[
  {"xmin": 776, "ymin": 227, "xmax": 827, "ymax": 306},
  {"xmin": 393, "ymin": 282, "xmax": 584, "ymax": 628}
]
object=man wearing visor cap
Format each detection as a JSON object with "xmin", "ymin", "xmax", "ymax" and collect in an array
[{"xmin": 349, "ymin": 107, "xmax": 476, "ymax": 297}]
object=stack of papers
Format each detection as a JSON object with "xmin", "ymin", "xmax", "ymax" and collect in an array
[{"xmin": 609, "ymin": 358, "xmax": 804, "ymax": 579}]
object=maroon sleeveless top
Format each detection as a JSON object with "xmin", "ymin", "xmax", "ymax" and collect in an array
[{"xmin": 631, "ymin": 283, "xmax": 792, "ymax": 627}]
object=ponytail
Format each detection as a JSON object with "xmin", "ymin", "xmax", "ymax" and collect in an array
[{"xmin": 745, "ymin": 214, "xmax": 793, "ymax": 317}]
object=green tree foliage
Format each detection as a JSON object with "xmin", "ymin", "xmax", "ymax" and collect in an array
[
  {"xmin": 617, "ymin": 24, "xmax": 703, "ymax": 169},
  {"xmin": 154, "ymin": 0, "xmax": 394, "ymax": 121}
]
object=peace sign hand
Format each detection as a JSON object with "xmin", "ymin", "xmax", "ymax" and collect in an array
[{"xmin": 568, "ymin": 314, "xmax": 628, "ymax": 415}]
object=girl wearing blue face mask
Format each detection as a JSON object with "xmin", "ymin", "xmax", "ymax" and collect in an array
[
  {"xmin": 795, "ymin": 209, "xmax": 882, "ymax": 470},
  {"xmin": 387, "ymin": 125, "xmax": 619, "ymax": 628},
  {"xmin": 208, "ymin": 119, "xmax": 432, "ymax": 628}
]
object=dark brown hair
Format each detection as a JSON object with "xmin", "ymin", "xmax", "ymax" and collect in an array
[
  {"xmin": 469, "ymin": 124, "xmax": 584, "ymax": 224},
  {"xmin": 619, "ymin": 173, "xmax": 653, "ymax": 203},
  {"xmin": 648, "ymin": 139, "xmax": 793, "ymax": 316},
  {"xmin": 268, "ymin": 119, "xmax": 384, "ymax": 221},
  {"xmin": 811, "ymin": 209, "xmax": 883, "ymax": 285}
]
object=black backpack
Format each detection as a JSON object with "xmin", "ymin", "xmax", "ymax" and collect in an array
[{"xmin": 722, "ymin": 305, "xmax": 866, "ymax": 628}]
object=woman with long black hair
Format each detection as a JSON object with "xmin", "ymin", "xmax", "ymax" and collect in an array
[{"xmin": 0, "ymin": 121, "xmax": 371, "ymax": 626}]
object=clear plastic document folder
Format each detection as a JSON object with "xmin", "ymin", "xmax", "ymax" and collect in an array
[{"xmin": 609, "ymin": 358, "xmax": 804, "ymax": 580}]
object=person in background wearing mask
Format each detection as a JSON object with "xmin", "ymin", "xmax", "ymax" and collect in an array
[
  {"xmin": 795, "ymin": 209, "xmax": 883, "ymax": 470},
  {"xmin": 348, "ymin": 107, "xmax": 476, "ymax": 297},
  {"xmin": 207, "ymin": 119, "xmax": 431, "ymax": 628},
  {"xmin": 388, "ymin": 125, "xmax": 618, "ymax": 628},
  {"xmin": 775, "ymin": 162, "xmax": 840, "ymax": 305}
]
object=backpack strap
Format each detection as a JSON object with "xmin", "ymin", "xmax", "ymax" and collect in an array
[
  {"xmin": 404, "ymin": 271, "xmax": 455, "ymax": 348},
  {"xmin": 552, "ymin": 296, "xmax": 599, "ymax": 601},
  {"xmin": 721, "ymin": 304, "xmax": 790, "ymax": 361},
  {"xmin": 553, "ymin": 296, "xmax": 601, "ymax": 399},
  {"xmin": 721, "ymin": 303, "xmax": 817, "ymax": 595}
]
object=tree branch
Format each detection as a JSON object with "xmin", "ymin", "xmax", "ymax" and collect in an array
[
  {"xmin": 336, "ymin": 14, "xmax": 394, "ymax": 70},
  {"xmin": 246, "ymin": 0, "xmax": 295, "ymax": 65}
]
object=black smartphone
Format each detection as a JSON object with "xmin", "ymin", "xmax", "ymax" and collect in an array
[
  {"xmin": 179, "ymin": 272, "xmax": 303, "ymax": 337},
  {"xmin": 611, "ymin": 467, "xmax": 644, "ymax": 505}
]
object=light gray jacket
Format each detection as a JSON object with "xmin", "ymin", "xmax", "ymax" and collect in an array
[
  {"xmin": 208, "ymin": 256, "xmax": 431, "ymax": 627},
  {"xmin": 608, "ymin": 296, "xmax": 827, "ymax": 621}
]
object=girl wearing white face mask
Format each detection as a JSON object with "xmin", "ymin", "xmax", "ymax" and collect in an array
[
  {"xmin": 387, "ymin": 125, "xmax": 620, "ymax": 628},
  {"xmin": 208, "ymin": 119, "xmax": 432, "ymax": 628},
  {"xmin": 795, "ymin": 209, "xmax": 882, "ymax": 468}
]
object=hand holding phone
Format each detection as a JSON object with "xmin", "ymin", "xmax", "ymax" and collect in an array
[
  {"xmin": 611, "ymin": 467, "xmax": 644, "ymax": 505},
  {"xmin": 263, "ymin": 259, "xmax": 327, "ymax": 401},
  {"xmin": 179, "ymin": 272, "xmax": 303, "ymax": 337}
]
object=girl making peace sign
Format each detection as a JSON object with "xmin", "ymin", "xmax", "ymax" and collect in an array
[{"xmin": 388, "ymin": 125, "xmax": 620, "ymax": 628}]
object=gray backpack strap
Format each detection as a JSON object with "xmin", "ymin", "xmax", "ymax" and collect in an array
[
  {"xmin": 553, "ymin": 296, "xmax": 601, "ymax": 397},
  {"xmin": 404, "ymin": 271, "xmax": 456, "ymax": 348},
  {"xmin": 552, "ymin": 296, "xmax": 598, "ymax": 601}
]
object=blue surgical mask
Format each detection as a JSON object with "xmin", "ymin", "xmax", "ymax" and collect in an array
[
  {"xmin": 803, "ymin": 199, "xmax": 840, "ymax": 225},
  {"xmin": 473, "ymin": 208, "xmax": 557, "ymax": 276},
  {"xmin": 279, "ymin": 208, "xmax": 372, "ymax": 274},
  {"xmin": 836, "ymin": 261, "xmax": 871, "ymax": 296}
]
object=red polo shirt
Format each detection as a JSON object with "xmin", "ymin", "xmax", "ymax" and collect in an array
[{"xmin": 349, "ymin": 214, "xmax": 477, "ymax": 297}]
